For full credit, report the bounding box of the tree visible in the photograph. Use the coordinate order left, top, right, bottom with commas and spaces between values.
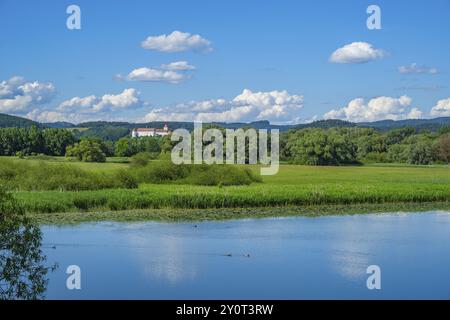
356, 129, 387, 160
386, 127, 416, 145
0, 127, 76, 156
438, 125, 450, 135
80, 137, 115, 157
408, 137, 437, 165
160, 136, 174, 154
42, 128, 76, 156
25, 126, 46, 155
101, 140, 116, 157
137, 136, 162, 153
286, 128, 358, 165
115, 136, 165, 157
437, 133, 450, 163
115, 137, 134, 157
1, 188, 56, 299
387, 144, 409, 163
66, 139, 106, 162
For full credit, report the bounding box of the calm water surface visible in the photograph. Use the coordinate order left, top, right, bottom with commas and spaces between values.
40, 211, 450, 299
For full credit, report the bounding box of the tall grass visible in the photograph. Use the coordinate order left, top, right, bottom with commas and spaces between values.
0, 159, 137, 191
0, 158, 260, 192
5, 159, 450, 215
131, 161, 261, 186
15, 179, 450, 214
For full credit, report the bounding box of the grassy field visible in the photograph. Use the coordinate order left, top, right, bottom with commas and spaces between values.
5, 157, 450, 222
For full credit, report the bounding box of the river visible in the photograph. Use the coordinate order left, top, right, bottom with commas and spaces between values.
6, 211, 450, 299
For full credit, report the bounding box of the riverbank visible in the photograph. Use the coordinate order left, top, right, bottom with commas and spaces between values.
30, 202, 450, 224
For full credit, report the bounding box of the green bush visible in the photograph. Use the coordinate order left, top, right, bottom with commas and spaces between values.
185, 164, 261, 186
132, 161, 190, 183
131, 161, 261, 186
114, 170, 139, 189
15, 151, 25, 159
130, 152, 158, 168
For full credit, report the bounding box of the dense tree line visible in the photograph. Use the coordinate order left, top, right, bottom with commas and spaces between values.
282, 126, 450, 165
1, 125, 450, 165
0, 127, 76, 156
115, 136, 171, 157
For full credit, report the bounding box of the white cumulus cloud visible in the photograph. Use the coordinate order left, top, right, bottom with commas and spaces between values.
126, 67, 189, 84
430, 98, 450, 117
120, 61, 196, 84
27, 88, 148, 123
324, 95, 422, 122
143, 89, 304, 124
141, 31, 212, 53
0, 76, 55, 113
329, 42, 385, 64
58, 88, 143, 114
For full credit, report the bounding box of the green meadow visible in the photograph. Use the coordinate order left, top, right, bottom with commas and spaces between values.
2, 157, 450, 223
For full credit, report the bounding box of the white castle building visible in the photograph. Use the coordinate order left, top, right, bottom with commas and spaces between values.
131, 124, 170, 138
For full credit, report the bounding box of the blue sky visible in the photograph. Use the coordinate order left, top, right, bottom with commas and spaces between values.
0, 0, 449, 124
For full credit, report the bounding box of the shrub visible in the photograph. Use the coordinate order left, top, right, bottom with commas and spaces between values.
15, 151, 25, 159
132, 161, 190, 184
114, 170, 139, 189
185, 164, 261, 186
130, 152, 158, 168
131, 161, 261, 186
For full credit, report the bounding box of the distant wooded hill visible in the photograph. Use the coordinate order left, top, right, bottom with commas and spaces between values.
2, 112, 450, 141
0, 113, 41, 128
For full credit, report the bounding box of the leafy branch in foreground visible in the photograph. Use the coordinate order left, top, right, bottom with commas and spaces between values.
0, 187, 56, 300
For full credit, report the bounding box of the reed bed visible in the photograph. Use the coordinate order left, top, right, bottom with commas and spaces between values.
4, 158, 450, 215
